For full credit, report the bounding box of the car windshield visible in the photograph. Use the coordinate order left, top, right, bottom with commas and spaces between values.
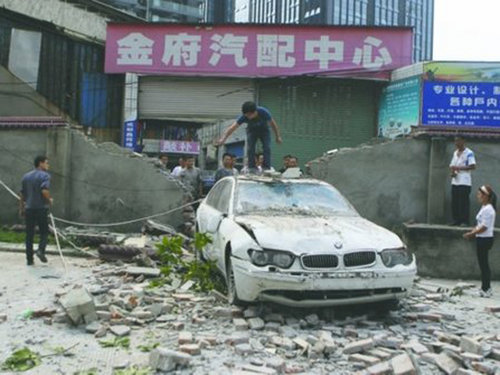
234, 181, 358, 216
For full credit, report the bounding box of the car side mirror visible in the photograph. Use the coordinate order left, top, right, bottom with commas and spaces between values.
206, 212, 227, 233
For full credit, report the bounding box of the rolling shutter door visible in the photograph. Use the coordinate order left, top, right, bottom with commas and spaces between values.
138, 76, 254, 122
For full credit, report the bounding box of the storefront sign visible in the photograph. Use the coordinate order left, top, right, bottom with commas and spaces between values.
424, 62, 500, 82
123, 120, 137, 150
378, 77, 420, 138
160, 140, 200, 154
105, 24, 412, 77
422, 81, 500, 127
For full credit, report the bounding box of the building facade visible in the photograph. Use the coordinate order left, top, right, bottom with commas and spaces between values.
100, 0, 204, 22
247, 0, 433, 61
203, 0, 235, 23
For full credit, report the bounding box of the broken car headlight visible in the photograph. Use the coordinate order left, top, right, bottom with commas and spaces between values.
380, 248, 413, 268
248, 250, 295, 269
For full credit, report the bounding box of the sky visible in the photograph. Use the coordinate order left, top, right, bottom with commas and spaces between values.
434, 0, 500, 61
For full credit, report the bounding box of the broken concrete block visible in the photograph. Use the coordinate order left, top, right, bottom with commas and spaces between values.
402, 341, 429, 355
378, 336, 404, 349
213, 307, 233, 318
349, 354, 380, 366
270, 336, 295, 351
456, 369, 482, 375
266, 357, 285, 372
243, 307, 259, 319
233, 318, 249, 331
179, 344, 201, 356
235, 343, 253, 356
435, 353, 461, 375
149, 348, 191, 372
178, 331, 193, 345
226, 332, 250, 346
343, 338, 374, 354
460, 336, 490, 356
110, 325, 131, 337
391, 353, 416, 375
125, 266, 160, 278
0, 313, 7, 323
460, 352, 484, 362
59, 288, 97, 325
471, 361, 497, 374
293, 337, 310, 351
248, 317, 265, 330
366, 361, 392, 375
94, 325, 108, 338
85, 321, 101, 334
240, 364, 277, 375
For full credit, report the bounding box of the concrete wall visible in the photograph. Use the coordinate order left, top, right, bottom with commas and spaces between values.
0, 129, 48, 223
308, 137, 500, 230
0, 128, 186, 231
308, 138, 431, 229
0, 0, 107, 41
0, 66, 65, 117
403, 224, 500, 281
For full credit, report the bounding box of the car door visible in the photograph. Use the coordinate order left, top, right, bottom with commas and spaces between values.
199, 179, 233, 265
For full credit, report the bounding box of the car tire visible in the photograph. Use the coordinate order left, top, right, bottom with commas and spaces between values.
226, 256, 245, 306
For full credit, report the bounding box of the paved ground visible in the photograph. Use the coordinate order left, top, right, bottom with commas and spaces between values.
0, 251, 499, 375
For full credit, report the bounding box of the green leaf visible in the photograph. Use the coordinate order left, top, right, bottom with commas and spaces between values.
2, 347, 41, 372
98, 337, 130, 349
137, 342, 160, 352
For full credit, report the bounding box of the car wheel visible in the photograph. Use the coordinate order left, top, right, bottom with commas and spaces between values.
226, 256, 245, 306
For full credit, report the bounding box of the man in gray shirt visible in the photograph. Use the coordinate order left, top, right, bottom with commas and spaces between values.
20, 156, 52, 265
180, 156, 203, 201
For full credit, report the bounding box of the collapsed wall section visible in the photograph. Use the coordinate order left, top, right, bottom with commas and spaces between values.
0, 127, 186, 231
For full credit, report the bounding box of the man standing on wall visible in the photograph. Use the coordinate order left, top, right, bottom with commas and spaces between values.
450, 136, 477, 226
19, 156, 52, 265
218, 101, 282, 173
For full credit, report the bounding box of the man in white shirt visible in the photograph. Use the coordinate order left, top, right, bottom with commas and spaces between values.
449, 136, 476, 226
171, 157, 185, 177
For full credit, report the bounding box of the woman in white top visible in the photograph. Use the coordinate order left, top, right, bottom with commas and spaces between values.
463, 185, 497, 297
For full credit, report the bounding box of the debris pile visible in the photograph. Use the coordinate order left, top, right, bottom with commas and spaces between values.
30, 262, 499, 374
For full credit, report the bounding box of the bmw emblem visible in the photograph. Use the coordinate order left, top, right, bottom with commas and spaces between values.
334, 241, 343, 249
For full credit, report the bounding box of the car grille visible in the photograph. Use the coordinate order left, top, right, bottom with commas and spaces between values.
343, 251, 376, 267
301, 254, 339, 269
264, 288, 405, 301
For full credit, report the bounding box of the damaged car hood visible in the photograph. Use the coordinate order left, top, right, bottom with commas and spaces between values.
234, 215, 403, 255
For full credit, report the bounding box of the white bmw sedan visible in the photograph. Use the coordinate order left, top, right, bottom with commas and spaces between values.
196, 175, 416, 307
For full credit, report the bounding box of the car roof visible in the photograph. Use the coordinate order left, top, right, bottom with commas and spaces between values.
233, 174, 329, 185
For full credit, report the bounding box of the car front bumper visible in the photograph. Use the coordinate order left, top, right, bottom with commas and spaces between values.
231, 256, 416, 307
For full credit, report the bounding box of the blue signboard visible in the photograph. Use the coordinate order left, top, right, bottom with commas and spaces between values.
123, 120, 138, 150
378, 77, 421, 138
422, 81, 500, 127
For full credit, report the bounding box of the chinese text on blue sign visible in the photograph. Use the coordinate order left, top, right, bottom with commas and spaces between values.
123, 121, 137, 150
422, 81, 500, 128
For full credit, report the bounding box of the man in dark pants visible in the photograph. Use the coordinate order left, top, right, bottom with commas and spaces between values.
20, 156, 52, 265
449, 136, 476, 226
218, 101, 282, 172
